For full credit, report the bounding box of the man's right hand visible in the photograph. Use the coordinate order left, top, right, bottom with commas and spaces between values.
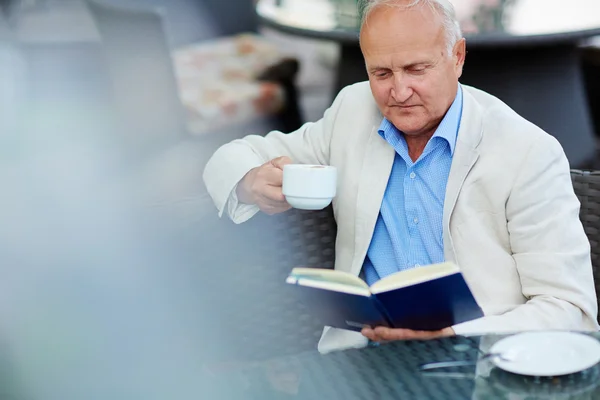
236, 156, 293, 215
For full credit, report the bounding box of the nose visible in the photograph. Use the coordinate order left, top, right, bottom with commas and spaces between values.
390, 73, 413, 103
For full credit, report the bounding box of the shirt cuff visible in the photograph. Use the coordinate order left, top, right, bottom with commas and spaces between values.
225, 183, 260, 224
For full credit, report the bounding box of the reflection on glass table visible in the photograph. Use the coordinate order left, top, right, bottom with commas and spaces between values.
202, 333, 600, 400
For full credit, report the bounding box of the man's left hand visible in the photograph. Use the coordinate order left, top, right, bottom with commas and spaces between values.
361, 326, 455, 342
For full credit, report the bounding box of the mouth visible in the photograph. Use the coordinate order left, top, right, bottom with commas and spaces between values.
390, 105, 419, 109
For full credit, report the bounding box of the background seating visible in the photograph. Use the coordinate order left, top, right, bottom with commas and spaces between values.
582, 45, 600, 143
86, 0, 302, 159
84, 0, 304, 225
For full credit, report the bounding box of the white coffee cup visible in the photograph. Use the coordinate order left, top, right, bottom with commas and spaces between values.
282, 164, 337, 210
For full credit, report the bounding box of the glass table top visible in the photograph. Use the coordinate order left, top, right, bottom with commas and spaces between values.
202, 333, 600, 400
257, 0, 600, 45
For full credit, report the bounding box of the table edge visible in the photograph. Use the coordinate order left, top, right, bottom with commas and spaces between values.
258, 14, 600, 48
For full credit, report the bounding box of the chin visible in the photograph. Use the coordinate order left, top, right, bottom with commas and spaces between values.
388, 119, 426, 136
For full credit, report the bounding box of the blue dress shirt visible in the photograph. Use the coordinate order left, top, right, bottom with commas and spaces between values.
363, 87, 464, 285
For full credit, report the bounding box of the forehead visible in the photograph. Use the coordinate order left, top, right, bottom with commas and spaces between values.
360, 4, 446, 62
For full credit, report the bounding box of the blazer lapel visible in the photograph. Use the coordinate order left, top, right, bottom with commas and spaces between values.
351, 127, 396, 276
443, 86, 484, 262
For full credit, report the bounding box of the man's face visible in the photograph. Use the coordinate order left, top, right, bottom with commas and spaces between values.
360, 4, 466, 138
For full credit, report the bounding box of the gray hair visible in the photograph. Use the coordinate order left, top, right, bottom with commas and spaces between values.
360, 0, 463, 55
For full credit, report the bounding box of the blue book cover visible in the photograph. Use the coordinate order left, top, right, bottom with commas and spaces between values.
286, 262, 483, 332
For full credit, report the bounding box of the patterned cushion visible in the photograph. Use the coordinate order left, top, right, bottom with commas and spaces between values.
172, 33, 287, 136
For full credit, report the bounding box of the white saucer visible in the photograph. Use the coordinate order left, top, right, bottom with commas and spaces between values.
489, 332, 600, 376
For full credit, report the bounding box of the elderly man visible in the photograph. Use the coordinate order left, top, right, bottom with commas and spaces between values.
203, 0, 599, 353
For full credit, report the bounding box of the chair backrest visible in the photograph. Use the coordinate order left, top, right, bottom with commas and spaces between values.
571, 170, 600, 323
86, 0, 186, 152
582, 46, 600, 137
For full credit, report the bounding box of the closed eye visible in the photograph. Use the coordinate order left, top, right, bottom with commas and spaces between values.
371, 70, 391, 79
407, 66, 429, 74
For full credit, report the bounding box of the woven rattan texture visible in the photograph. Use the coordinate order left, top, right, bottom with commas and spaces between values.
203, 334, 600, 399
571, 170, 600, 323
204, 336, 479, 399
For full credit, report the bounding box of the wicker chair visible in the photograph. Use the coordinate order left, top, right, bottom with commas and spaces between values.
193, 171, 600, 362
571, 170, 600, 323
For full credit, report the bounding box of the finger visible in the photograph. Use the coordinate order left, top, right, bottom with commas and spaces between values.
262, 185, 287, 203
442, 327, 455, 337
413, 329, 450, 339
365, 327, 393, 343
374, 327, 450, 341
361, 327, 376, 340
270, 156, 293, 170
262, 202, 292, 216
263, 165, 284, 187
261, 193, 292, 214
373, 327, 413, 341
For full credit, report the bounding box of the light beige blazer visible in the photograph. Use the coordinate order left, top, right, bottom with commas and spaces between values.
203, 83, 599, 353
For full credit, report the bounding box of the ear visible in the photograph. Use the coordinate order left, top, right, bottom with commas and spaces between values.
453, 38, 467, 79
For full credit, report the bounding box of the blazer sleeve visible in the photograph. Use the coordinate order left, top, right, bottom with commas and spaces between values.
453, 135, 599, 334
202, 87, 349, 223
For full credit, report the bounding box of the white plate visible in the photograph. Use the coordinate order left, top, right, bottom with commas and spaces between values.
490, 332, 600, 376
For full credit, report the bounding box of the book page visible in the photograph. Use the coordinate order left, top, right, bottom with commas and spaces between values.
288, 268, 369, 289
287, 277, 372, 296
369, 262, 460, 294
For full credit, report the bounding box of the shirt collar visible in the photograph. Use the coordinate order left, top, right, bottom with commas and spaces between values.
378, 85, 463, 156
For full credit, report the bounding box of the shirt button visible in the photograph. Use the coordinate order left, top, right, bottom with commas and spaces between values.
409, 172, 416, 179
413, 217, 419, 224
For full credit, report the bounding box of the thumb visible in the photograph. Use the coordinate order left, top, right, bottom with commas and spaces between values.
270, 156, 293, 170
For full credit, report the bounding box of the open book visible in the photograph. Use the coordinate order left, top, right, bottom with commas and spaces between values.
286, 262, 483, 332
